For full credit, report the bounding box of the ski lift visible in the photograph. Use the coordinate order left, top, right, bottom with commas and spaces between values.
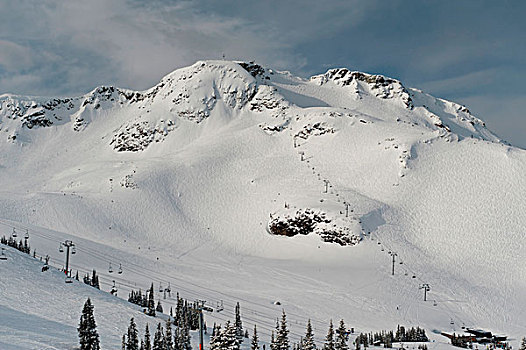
399, 261, 403, 265
216, 300, 224, 312
108, 262, 113, 273
59, 244, 64, 253
165, 282, 171, 293
159, 282, 163, 293
24, 229, 29, 240
118, 263, 122, 274
381, 248, 384, 251
412, 275, 416, 279
433, 300, 438, 306
0, 248, 7, 260
110, 280, 118, 295
404, 272, 408, 276
12, 228, 17, 238
450, 319, 455, 326
71, 246, 76, 255
65, 274, 73, 284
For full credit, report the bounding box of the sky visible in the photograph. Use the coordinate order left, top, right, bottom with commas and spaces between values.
0, 0, 525, 148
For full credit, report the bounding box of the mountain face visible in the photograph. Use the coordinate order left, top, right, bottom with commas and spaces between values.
1, 60, 525, 345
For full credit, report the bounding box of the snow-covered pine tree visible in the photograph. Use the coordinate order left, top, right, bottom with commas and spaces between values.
335, 320, 348, 350
177, 315, 191, 350
277, 310, 290, 350
78, 298, 100, 350
157, 300, 163, 314
235, 302, 243, 340
175, 293, 183, 326
153, 323, 164, 350
323, 320, 335, 350
148, 283, 156, 316
127, 318, 140, 350
165, 319, 174, 350
210, 324, 222, 350
271, 330, 277, 350
222, 321, 241, 350
520, 338, 526, 350
303, 320, 316, 350
251, 325, 260, 350
91, 270, 100, 289
144, 324, 152, 350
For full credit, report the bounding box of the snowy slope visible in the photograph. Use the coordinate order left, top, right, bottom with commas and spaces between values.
0, 60, 525, 348
0, 245, 181, 349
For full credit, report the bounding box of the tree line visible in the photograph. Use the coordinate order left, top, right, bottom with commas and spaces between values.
78, 296, 434, 350
1, 235, 31, 255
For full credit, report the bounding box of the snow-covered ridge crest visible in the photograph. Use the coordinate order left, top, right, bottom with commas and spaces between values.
0, 60, 502, 149
310, 68, 414, 108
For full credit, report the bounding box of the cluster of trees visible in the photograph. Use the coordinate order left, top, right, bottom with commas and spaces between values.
167, 293, 201, 330
128, 284, 157, 316
394, 326, 428, 342
1, 235, 31, 254
79, 296, 436, 350
355, 326, 428, 349
209, 302, 246, 350
122, 318, 191, 350
83, 270, 100, 289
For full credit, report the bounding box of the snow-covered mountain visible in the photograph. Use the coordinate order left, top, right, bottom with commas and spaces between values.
1, 60, 525, 349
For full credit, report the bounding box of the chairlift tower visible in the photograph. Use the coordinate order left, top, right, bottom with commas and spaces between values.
59, 240, 75, 279
193, 300, 207, 350
419, 283, 430, 301
389, 251, 398, 275
323, 180, 329, 193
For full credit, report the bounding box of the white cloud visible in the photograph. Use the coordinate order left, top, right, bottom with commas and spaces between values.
0, 0, 376, 95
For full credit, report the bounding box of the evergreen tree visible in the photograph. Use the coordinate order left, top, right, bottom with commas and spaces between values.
210, 324, 222, 350
165, 319, 174, 350
179, 317, 191, 350
271, 330, 278, 350
156, 300, 163, 314
175, 293, 183, 326
144, 324, 152, 350
127, 318, 140, 350
122, 335, 127, 350
277, 310, 290, 350
78, 298, 100, 350
222, 321, 241, 350
323, 320, 335, 350
153, 323, 164, 350
520, 338, 526, 350
303, 320, 316, 350
235, 302, 243, 340
251, 325, 260, 350
335, 320, 348, 350
91, 270, 100, 289
147, 283, 156, 316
